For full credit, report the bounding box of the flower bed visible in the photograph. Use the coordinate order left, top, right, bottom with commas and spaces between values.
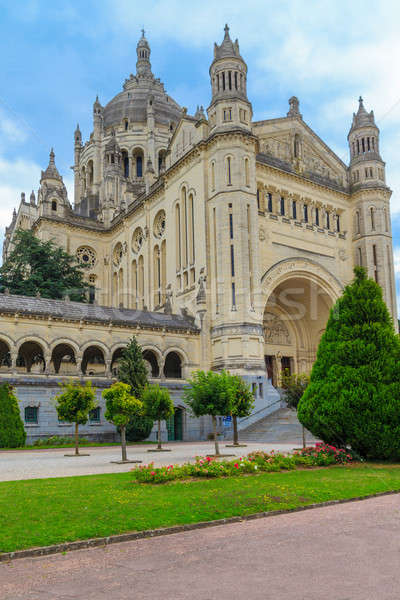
131, 444, 356, 484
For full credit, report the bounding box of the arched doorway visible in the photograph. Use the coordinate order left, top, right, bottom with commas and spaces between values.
51, 344, 76, 375
0, 340, 11, 372
142, 350, 160, 378
261, 261, 341, 386
82, 346, 106, 376
167, 406, 184, 441
111, 347, 125, 377
164, 351, 182, 379
17, 341, 46, 374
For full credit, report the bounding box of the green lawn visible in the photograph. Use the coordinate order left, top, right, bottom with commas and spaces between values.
1, 464, 400, 553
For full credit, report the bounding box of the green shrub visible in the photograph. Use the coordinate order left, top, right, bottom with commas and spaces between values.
0, 384, 26, 448
298, 267, 400, 460
125, 414, 154, 442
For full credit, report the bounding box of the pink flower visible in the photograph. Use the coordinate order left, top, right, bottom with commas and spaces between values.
150, 471, 155, 476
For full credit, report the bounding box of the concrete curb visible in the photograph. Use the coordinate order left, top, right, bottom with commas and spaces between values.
1, 488, 399, 562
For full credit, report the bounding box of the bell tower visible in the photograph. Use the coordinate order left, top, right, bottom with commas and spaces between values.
348, 97, 397, 327
207, 24, 252, 131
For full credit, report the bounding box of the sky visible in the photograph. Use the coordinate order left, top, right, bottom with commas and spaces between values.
1, 0, 400, 305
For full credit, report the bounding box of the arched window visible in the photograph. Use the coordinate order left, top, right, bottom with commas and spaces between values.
158, 149, 167, 174
138, 255, 144, 309
358, 247, 362, 266
370, 207, 375, 231
188, 193, 195, 264
132, 260, 137, 308
121, 151, 129, 178
0, 339, 11, 371
181, 187, 188, 268
211, 162, 216, 191
81, 346, 105, 376
51, 344, 76, 375
17, 341, 46, 374
51, 200, 57, 212
175, 203, 181, 272
133, 149, 144, 178
118, 268, 124, 307
356, 210, 360, 234
244, 158, 250, 186
226, 157, 232, 185
153, 245, 161, 306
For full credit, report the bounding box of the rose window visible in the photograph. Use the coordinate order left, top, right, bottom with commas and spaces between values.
132, 227, 144, 253
113, 242, 123, 266
153, 210, 166, 238
76, 246, 96, 268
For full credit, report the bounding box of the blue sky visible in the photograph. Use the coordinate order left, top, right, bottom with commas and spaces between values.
1, 0, 400, 305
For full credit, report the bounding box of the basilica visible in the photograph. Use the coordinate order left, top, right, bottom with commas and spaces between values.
1, 26, 397, 442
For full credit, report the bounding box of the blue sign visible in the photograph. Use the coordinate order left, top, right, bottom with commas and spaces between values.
223, 416, 232, 426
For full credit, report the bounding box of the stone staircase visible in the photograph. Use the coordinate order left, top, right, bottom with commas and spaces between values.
239, 406, 318, 445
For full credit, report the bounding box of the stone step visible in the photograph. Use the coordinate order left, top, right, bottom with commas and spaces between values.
239, 407, 318, 444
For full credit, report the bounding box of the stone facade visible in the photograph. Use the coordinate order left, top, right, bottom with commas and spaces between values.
1, 26, 397, 441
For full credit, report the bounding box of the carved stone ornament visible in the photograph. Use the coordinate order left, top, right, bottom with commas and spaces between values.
113, 242, 123, 266
263, 312, 291, 345
76, 246, 97, 268
259, 227, 266, 241
153, 209, 166, 238
132, 227, 144, 253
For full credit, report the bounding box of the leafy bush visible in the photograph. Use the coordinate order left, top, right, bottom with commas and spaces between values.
131, 445, 355, 484
125, 414, 154, 442
298, 268, 400, 460
0, 384, 26, 448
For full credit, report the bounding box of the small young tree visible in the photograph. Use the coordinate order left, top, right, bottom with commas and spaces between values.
184, 370, 233, 456
229, 375, 254, 447
103, 382, 144, 462
0, 384, 26, 448
55, 381, 96, 455
117, 337, 149, 399
142, 384, 174, 450
298, 267, 400, 460
280, 370, 310, 448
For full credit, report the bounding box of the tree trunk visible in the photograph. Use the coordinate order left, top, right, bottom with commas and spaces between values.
158, 419, 162, 450
212, 415, 220, 456
74, 422, 79, 456
302, 424, 306, 449
233, 415, 239, 446
121, 425, 127, 462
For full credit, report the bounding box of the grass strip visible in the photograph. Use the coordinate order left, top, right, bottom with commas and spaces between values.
1, 463, 400, 553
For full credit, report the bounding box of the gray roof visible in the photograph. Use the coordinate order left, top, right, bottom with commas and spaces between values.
103, 80, 182, 129
0, 293, 198, 332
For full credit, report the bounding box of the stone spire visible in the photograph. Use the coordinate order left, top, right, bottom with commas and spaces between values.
213, 24, 242, 60
41, 148, 62, 182
30, 190, 36, 205
349, 96, 376, 133
136, 29, 153, 79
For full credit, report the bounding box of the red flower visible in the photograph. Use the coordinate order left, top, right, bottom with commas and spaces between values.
234, 463, 239, 468
150, 471, 155, 476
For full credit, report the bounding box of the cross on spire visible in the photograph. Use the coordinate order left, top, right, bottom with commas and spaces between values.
224, 23, 230, 37
141, 28, 145, 37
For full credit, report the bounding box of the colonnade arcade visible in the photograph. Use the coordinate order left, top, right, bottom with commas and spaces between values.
261, 259, 342, 385
0, 337, 184, 380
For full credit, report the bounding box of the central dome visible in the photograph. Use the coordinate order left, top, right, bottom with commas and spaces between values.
103, 31, 182, 129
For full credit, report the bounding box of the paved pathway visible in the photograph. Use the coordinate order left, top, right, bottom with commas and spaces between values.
2, 494, 400, 599
0, 442, 297, 481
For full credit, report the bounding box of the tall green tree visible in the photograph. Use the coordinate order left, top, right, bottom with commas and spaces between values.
0, 229, 90, 301
117, 337, 149, 399
54, 381, 96, 455
184, 370, 233, 456
103, 382, 144, 462
229, 375, 254, 446
142, 384, 174, 450
280, 370, 310, 448
0, 384, 26, 448
298, 267, 400, 460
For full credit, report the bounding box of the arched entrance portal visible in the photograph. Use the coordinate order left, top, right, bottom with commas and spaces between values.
261, 260, 342, 386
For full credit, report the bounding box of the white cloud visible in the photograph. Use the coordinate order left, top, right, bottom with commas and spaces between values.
0, 157, 41, 233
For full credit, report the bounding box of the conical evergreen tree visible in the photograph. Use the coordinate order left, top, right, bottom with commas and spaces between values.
0, 384, 26, 448
117, 337, 149, 399
298, 267, 400, 460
